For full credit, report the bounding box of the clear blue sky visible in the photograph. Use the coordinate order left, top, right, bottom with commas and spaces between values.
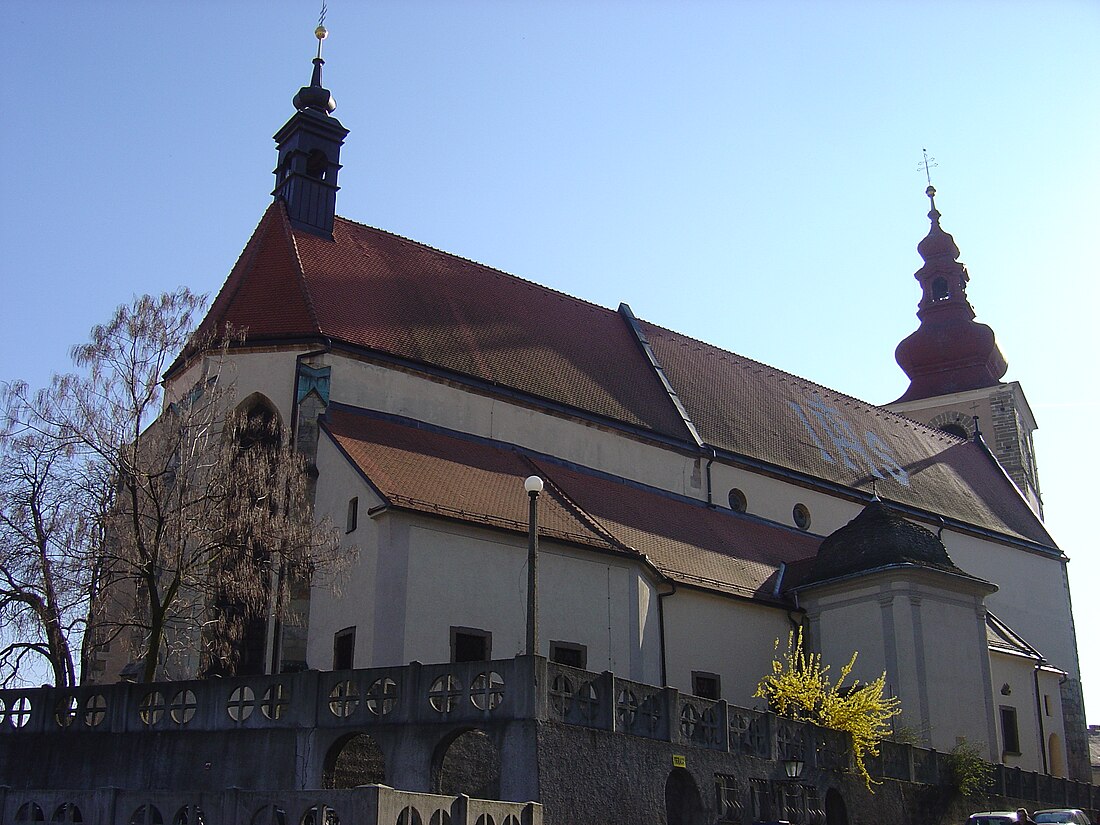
2, 2, 1097, 720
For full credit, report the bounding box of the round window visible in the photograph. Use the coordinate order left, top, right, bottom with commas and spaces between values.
728, 488, 747, 513
793, 503, 811, 531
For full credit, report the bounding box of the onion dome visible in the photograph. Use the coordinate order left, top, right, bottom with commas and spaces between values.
916, 186, 961, 262
893, 187, 1008, 403
803, 500, 963, 585
292, 26, 337, 114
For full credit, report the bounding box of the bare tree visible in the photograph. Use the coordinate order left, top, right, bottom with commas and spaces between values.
0, 383, 105, 688
3, 289, 345, 685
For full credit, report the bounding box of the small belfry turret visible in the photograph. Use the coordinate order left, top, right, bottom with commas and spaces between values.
887, 185, 1042, 516
272, 25, 349, 238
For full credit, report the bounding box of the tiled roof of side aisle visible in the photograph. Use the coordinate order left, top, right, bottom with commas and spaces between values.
191, 203, 1056, 551
323, 407, 822, 601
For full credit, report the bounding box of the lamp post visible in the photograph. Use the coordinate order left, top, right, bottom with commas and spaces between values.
524, 475, 543, 657
781, 756, 805, 823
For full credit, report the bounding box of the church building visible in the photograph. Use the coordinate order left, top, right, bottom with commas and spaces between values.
84, 29, 1091, 787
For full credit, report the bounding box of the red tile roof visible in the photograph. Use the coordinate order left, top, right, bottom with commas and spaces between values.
324, 407, 820, 600
194, 203, 1056, 551
639, 321, 1053, 546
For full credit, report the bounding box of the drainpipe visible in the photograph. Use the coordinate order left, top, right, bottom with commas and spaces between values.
1033, 657, 1048, 774
657, 579, 677, 687
705, 446, 716, 508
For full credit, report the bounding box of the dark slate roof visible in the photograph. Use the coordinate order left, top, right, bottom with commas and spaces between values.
798, 499, 977, 587
191, 203, 1057, 551
323, 406, 821, 601
986, 612, 1039, 659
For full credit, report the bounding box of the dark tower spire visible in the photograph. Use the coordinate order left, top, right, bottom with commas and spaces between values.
892, 186, 1008, 403
272, 24, 349, 239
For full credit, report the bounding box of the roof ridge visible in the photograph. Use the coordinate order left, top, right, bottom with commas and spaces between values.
525, 456, 637, 555
331, 214, 622, 319
279, 203, 323, 334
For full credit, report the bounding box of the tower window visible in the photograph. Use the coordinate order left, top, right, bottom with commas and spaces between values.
306, 149, 328, 180
940, 423, 968, 440
931, 277, 950, 301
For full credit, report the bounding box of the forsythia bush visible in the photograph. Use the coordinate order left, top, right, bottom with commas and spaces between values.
755, 628, 901, 790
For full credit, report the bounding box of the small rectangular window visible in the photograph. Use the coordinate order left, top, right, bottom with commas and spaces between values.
1000, 705, 1020, 754
346, 497, 359, 533
692, 671, 721, 700
451, 627, 491, 662
333, 626, 356, 671
1043, 694, 1052, 717
549, 641, 587, 669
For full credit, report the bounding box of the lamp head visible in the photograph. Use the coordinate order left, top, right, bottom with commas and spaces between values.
524, 475, 544, 495
783, 757, 804, 779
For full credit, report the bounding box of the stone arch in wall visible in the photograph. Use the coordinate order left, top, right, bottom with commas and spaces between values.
825, 788, 848, 825
1048, 731, 1066, 777
431, 727, 501, 800
927, 410, 976, 440
323, 731, 387, 789
664, 768, 705, 825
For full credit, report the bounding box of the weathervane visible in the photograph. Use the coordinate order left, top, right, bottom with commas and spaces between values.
316, 1, 329, 58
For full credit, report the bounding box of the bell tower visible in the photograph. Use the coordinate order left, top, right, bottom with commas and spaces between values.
272, 25, 349, 239
887, 186, 1042, 516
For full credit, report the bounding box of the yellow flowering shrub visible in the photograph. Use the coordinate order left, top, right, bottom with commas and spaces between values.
755, 628, 901, 790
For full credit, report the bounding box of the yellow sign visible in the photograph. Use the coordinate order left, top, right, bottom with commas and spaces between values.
672, 755, 687, 768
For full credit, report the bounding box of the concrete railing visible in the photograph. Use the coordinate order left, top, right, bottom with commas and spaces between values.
0, 657, 540, 736
1, 656, 1093, 813
0, 784, 542, 825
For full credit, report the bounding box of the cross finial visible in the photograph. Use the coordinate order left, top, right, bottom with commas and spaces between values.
918, 148, 938, 187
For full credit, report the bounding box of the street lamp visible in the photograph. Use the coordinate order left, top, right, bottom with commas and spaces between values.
524, 475, 543, 657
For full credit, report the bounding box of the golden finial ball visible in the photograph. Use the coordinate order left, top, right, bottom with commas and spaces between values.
315, 25, 329, 40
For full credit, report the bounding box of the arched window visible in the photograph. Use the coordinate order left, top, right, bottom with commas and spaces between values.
200, 396, 283, 678
931, 277, 950, 301
306, 149, 328, 180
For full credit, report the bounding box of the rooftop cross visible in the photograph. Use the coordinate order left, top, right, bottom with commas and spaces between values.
918, 148, 938, 187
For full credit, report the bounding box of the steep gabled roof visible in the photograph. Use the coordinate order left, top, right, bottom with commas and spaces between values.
323, 406, 821, 601
641, 323, 1054, 546
192, 203, 1056, 551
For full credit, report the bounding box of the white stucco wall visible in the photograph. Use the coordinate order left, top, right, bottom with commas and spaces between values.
801, 571, 997, 757
661, 588, 792, 707
989, 652, 1068, 775
944, 530, 1078, 678
164, 348, 305, 426
309, 428, 662, 680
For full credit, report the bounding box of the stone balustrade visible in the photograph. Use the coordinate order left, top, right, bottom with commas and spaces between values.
0, 655, 1094, 816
